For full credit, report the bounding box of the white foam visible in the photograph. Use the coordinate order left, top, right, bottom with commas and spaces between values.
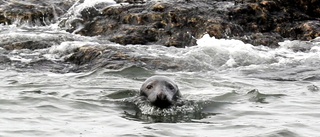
68, 0, 117, 16
184, 34, 276, 69
44, 41, 100, 60
276, 40, 320, 66
9, 55, 32, 63
166, 34, 320, 71
62, 0, 119, 33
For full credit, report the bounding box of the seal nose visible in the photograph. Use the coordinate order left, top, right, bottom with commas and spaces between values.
157, 92, 167, 100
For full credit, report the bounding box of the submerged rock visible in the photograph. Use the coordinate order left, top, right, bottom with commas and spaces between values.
65, 45, 198, 72
0, 55, 10, 63
4, 41, 52, 50
66, 46, 103, 66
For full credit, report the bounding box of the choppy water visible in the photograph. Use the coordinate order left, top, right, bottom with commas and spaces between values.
1, 0, 320, 137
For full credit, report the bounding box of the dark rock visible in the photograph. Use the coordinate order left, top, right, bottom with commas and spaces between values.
66, 46, 103, 65
60, 1, 211, 47
115, 0, 146, 4
1, 0, 318, 48
0, 0, 75, 25
4, 41, 52, 50
234, 0, 244, 5
66, 45, 176, 72
59, 0, 319, 48
109, 27, 158, 45
65, 46, 130, 71
238, 33, 284, 48
228, 0, 320, 45
0, 55, 11, 63
298, 21, 320, 40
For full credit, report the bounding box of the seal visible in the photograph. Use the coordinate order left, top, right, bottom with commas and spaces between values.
140, 76, 181, 108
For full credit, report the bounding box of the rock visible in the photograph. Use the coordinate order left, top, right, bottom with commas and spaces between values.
66, 46, 103, 65
115, 0, 146, 4
228, 0, 320, 46
279, 0, 320, 17
299, 21, 320, 40
65, 46, 130, 71
238, 33, 283, 48
109, 27, 158, 45
4, 41, 52, 50
0, 55, 10, 63
1, 0, 319, 48
60, 1, 211, 47
59, 0, 319, 48
0, 0, 76, 25
64, 45, 197, 72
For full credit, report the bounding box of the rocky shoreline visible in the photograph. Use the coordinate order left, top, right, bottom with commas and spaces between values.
1, 0, 319, 48
0, 0, 319, 72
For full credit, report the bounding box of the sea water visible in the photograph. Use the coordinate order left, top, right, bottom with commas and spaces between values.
0, 0, 320, 137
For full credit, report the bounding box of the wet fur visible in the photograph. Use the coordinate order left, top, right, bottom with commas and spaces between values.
140, 76, 181, 108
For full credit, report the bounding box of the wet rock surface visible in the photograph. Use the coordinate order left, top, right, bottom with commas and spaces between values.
228, 0, 320, 46
0, 55, 10, 63
65, 45, 185, 72
0, 0, 319, 72
1, 0, 319, 47
0, 0, 76, 25
58, 0, 320, 47
4, 40, 52, 50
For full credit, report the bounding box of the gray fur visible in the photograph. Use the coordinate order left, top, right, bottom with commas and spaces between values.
140, 76, 181, 108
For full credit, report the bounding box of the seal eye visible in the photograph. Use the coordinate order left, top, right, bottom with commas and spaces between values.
168, 84, 175, 91
146, 85, 153, 90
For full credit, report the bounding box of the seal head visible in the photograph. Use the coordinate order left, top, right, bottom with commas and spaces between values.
140, 76, 181, 108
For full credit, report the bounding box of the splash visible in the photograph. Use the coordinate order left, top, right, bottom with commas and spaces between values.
121, 96, 220, 123
61, 0, 118, 32
183, 34, 277, 69
178, 34, 320, 70
68, 0, 117, 15
46, 41, 100, 60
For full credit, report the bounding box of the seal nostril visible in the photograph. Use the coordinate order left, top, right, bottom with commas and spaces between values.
153, 94, 172, 109
157, 93, 167, 100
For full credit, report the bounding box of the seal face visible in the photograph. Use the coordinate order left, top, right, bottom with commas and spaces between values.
140, 76, 181, 108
